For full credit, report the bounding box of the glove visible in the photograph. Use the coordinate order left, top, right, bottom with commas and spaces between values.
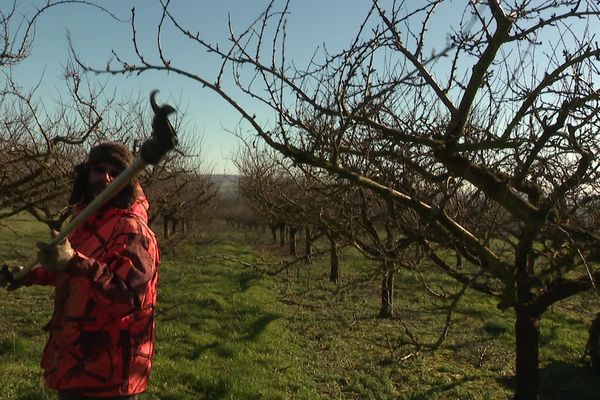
0, 264, 23, 291
36, 231, 74, 273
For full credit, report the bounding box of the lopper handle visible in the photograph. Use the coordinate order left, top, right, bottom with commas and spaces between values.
12, 156, 147, 281
12, 90, 176, 281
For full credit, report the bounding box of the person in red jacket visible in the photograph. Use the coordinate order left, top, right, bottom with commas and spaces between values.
2, 142, 159, 400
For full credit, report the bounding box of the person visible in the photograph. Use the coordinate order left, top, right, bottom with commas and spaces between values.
1, 142, 159, 400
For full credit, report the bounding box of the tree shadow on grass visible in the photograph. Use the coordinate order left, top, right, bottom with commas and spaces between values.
237, 270, 262, 291
155, 374, 233, 400
156, 298, 224, 322
241, 313, 281, 341
184, 313, 281, 359
539, 361, 600, 400
190, 376, 232, 400
497, 361, 600, 400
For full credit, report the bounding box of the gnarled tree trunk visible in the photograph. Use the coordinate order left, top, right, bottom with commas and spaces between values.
378, 264, 395, 319
279, 224, 286, 247
329, 234, 339, 283
289, 226, 297, 256
304, 227, 313, 264
514, 307, 540, 400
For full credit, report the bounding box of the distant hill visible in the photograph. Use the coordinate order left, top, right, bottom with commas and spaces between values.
211, 174, 240, 198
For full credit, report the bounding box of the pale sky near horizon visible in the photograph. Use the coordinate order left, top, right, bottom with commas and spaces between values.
6, 1, 599, 174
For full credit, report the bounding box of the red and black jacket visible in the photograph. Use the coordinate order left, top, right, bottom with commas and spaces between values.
24, 190, 159, 397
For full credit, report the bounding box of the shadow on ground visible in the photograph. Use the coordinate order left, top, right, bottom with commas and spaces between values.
497, 360, 600, 400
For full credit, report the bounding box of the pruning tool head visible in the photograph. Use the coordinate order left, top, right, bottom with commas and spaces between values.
140, 90, 178, 165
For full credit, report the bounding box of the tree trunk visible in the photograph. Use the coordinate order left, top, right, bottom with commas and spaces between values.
163, 216, 170, 239
304, 227, 313, 264
514, 308, 540, 400
378, 268, 395, 318
279, 225, 286, 247
588, 313, 600, 371
289, 227, 297, 256
270, 225, 277, 244
513, 230, 540, 400
329, 235, 339, 283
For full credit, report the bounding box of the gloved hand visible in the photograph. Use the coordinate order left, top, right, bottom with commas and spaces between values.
0, 264, 23, 291
36, 231, 74, 273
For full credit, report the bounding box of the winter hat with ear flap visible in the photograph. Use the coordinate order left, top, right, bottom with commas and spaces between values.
69, 142, 137, 207
87, 142, 134, 171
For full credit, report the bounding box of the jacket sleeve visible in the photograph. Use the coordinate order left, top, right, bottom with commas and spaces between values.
64, 218, 158, 310
18, 266, 57, 287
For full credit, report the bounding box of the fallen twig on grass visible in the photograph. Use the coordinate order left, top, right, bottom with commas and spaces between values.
476, 343, 494, 368
267, 249, 329, 276
197, 248, 330, 276
399, 351, 420, 361
195, 255, 268, 273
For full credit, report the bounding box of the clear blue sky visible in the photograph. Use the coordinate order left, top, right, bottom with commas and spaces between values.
11, 1, 391, 174
8, 1, 597, 173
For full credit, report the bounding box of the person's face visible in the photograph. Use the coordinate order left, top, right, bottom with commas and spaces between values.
88, 162, 123, 198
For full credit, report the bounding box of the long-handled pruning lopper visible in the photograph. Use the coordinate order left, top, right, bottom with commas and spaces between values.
4, 90, 177, 282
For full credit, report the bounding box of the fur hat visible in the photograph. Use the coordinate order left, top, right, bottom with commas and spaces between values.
69, 142, 137, 208
87, 142, 134, 170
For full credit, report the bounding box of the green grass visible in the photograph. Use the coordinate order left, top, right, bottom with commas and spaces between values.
0, 215, 48, 263
0, 217, 599, 399
147, 238, 316, 400
0, 218, 318, 399
255, 237, 599, 399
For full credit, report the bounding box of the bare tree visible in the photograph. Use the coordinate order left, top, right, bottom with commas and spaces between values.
236, 145, 310, 252
0, 1, 121, 68
145, 168, 217, 238
75, 1, 600, 398
236, 144, 347, 277
0, 1, 128, 228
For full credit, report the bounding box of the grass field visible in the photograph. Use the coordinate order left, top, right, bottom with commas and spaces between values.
0, 216, 599, 399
